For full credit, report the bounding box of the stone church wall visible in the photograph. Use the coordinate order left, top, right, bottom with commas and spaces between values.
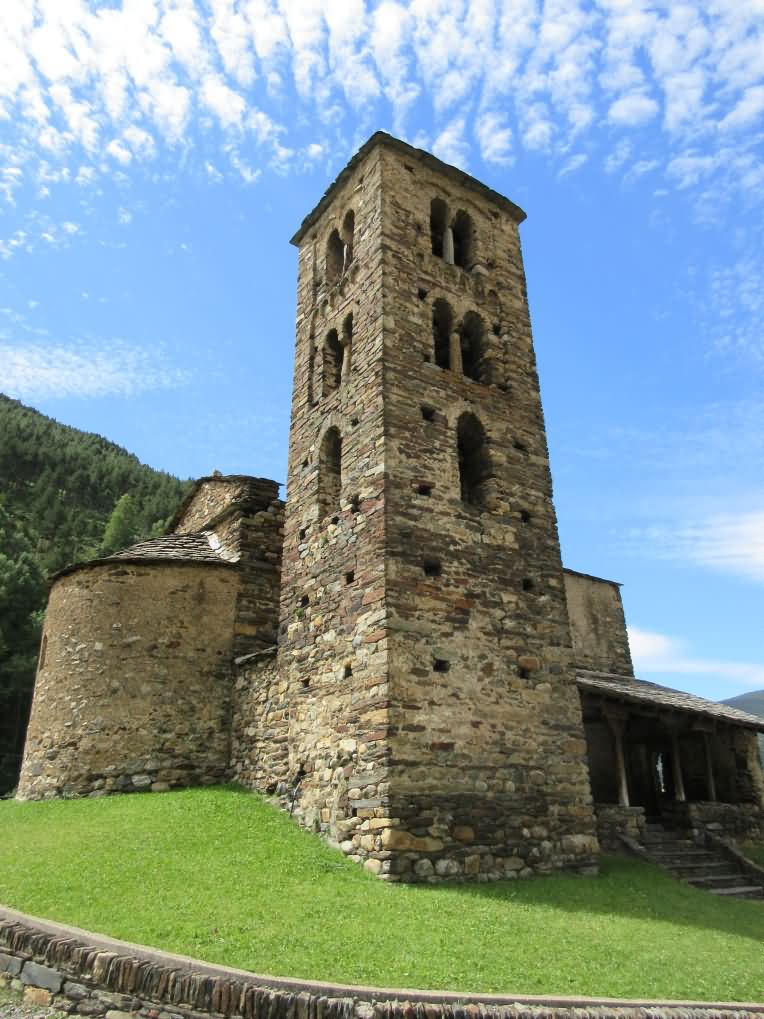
563, 570, 633, 677
17, 561, 238, 800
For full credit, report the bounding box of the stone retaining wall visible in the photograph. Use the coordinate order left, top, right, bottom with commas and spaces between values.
1, 908, 761, 1019
594, 805, 646, 852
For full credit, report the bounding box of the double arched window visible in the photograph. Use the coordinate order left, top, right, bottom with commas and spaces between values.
325, 210, 355, 285
430, 199, 474, 270
431, 300, 487, 382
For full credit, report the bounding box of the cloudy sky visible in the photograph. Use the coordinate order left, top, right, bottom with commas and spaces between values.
1, 0, 763, 702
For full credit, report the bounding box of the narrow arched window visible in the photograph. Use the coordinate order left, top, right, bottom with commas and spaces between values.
319, 427, 342, 516
460, 312, 486, 382
323, 329, 343, 394
452, 210, 473, 270
326, 229, 344, 284
457, 413, 491, 508
432, 299, 452, 369
430, 198, 448, 258
341, 313, 353, 377
342, 210, 355, 269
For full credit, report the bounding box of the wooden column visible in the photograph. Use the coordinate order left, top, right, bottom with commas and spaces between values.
605, 709, 630, 807
670, 729, 686, 802
702, 730, 717, 802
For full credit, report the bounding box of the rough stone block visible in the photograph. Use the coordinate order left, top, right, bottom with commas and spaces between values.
0, 953, 22, 977
21, 961, 63, 993
23, 986, 53, 1006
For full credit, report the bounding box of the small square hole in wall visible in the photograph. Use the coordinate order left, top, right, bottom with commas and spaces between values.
522, 578, 534, 592
422, 353, 431, 363
514, 439, 528, 453
302, 458, 309, 469
421, 405, 435, 422
518, 667, 530, 680
350, 494, 361, 512
302, 677, 310, 688
345, 570, 355, 584
351, 416, 359, 426
423, 557, 442, 577
417, 483, 433, 496
343, 663, 353, 678
299, 527, 307, 540
331, 515, 340, 525
417, 287, 428, 300
492, 322, 501, 336
433, 658, 450, 673
300, 594, 310, 607
520, 509, 532, 523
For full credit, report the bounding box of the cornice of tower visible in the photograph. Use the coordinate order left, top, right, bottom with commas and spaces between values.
290, 131, 527, 247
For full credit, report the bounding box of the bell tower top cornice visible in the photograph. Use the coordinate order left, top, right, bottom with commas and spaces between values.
289, 131, 527, 247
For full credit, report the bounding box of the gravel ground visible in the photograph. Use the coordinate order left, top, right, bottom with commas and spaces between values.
0, 988, 67, 1019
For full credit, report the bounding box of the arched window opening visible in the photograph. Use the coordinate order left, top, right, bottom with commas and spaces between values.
452, 210, 473, 270
323, 329, 343, 395
460, 312, 487, 382
457, 413, 491, 508
319, 427, 342, 517
341, 313, 353, 378
326, 229, 344, 285
430, 198, 448, 258
341, 210, 355, 270
432, 299, 452, 369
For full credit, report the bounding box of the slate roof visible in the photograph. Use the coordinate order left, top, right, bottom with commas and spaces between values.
577, 670, 764, 732
108, 532, 227, 563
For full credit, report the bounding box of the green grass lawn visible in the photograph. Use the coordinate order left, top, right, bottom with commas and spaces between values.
1, 787, 763, 1003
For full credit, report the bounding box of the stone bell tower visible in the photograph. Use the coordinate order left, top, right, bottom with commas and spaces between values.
280, 132, 599, 880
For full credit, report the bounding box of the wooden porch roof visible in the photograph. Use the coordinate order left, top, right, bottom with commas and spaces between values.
577, 670, 764, 732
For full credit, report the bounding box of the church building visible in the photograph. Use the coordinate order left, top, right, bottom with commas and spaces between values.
18, 133, 764, 882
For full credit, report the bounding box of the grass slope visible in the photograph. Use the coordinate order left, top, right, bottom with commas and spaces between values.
1, 787, 763, 1003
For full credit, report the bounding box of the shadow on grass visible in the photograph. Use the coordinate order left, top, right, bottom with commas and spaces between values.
426, 852, 764, 945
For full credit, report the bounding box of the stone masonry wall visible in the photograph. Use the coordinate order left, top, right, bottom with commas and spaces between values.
595, 805, 646, 851
374, 141, 599, 880
229, 651, 289, 794
3, 910, 758, 1019
17, 562, 238, 800
563, 571, 633, 678
273, 144, 392, 858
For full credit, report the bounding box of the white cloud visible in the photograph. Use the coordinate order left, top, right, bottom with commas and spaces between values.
628, 512, 764, 586
0, 0, 762, 205
720, 85, 764, 132
558, 152, 588, 178
475, 111, 513, 166
0, 338, 191, 398
432, 116, 469, 170
608, 92, 659, 127
106, 138, 132, 165
201, 74, 247, 129
629, 626, 764, 690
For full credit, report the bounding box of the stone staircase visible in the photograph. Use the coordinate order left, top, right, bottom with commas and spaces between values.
642, 820, 764, 900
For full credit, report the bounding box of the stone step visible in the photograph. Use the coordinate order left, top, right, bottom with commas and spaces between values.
671, 860, 736, 877
686, 873, 752, 890
709, 884, 764, 899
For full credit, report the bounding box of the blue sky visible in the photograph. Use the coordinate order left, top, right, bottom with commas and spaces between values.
1, 0, 763, 702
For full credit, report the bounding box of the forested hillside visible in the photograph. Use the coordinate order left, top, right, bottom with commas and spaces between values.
0, 394, 192, 795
